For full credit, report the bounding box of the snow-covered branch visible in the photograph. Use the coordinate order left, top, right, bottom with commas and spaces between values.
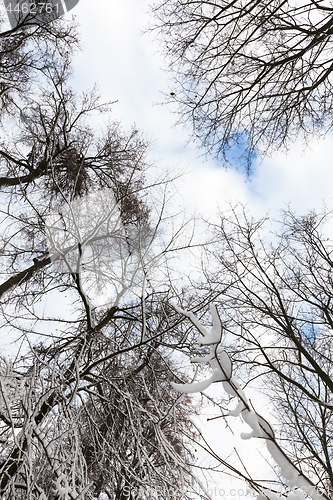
172, 304, 328, 500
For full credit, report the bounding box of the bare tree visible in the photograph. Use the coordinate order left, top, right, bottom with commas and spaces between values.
73, 351, 198, 500
0, 56, 205, 499
170, 206, 333, 499
0, 6, 213, 498
0, 143, 202, 499
150, 0, 333, 169
0, 6, 78, 115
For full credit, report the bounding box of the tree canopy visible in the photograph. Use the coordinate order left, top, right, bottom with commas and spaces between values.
170, 206, 333, 500
2, 3, 333, 500
0, 9, 204, 499
151, 0, 333, 170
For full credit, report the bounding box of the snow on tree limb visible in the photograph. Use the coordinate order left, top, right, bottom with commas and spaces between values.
172, 303, 327, 500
